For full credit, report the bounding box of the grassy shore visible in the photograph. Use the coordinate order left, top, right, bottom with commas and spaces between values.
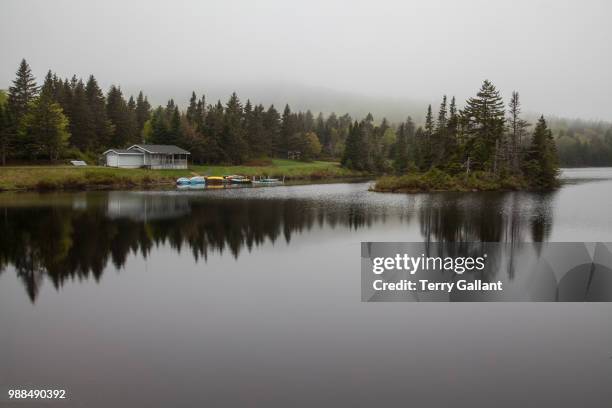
372, 169, 529, 193
0, 159, 367, 191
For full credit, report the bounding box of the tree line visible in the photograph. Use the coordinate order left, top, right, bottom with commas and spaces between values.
342, 80, 559, 189
0, 59, 354, 165
1, 59, 561, 187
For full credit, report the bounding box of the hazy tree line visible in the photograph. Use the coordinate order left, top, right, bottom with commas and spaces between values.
343, 80, 559, 188
554, 121, 612, 167
0, 59, 353, 165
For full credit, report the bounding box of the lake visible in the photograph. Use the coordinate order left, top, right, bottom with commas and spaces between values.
1, 168, 612, 407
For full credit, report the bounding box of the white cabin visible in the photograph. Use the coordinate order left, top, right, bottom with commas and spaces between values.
102, 144, 190, 169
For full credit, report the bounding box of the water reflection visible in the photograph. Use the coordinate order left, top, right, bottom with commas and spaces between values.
0, 185, 556, 301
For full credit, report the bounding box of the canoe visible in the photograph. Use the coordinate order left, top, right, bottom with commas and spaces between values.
176, 177, 191, 185
252, 177, 283, 185
189, 176, 206, 184
205, 176, 225, 185
229, 177, 251, 184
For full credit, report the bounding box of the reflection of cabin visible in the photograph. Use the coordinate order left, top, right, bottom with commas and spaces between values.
102, 144, 190, 169
106, 192, 190, 221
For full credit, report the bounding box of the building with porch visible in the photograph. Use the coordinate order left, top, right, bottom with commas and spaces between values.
102, 144, 190, 169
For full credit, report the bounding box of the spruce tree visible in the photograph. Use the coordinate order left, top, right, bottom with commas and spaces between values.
263, 105, 280, 157
135, 91, 151, 135
106, 86, 133, 147
223, 92, 248, 163
85, 75, 112, 150
462, 80, 506, 171
8, 59, 39, 122
523, 115, 559, 189
421, 104, 434, 170
280, 104, 295, 157
67, 78, 93, 151
507, 91, 530, 173
393, 122, 409, 174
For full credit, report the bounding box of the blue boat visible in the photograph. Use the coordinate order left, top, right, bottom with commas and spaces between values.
176, 177, 190, 185
189, 176, 206, 184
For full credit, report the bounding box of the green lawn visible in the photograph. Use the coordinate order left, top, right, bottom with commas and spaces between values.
0, 160, 366, 191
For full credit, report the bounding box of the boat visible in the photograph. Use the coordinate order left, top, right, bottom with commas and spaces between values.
205, 176, 225, 185
252, 176, 284, 185
227, 175, 251, 184
189, 176, 206, 184
176, 177, 191, 185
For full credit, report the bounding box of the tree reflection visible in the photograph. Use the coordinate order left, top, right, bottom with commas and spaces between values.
0, 189, 555, 302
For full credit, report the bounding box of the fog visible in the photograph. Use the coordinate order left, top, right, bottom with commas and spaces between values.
1, 0, 611, 121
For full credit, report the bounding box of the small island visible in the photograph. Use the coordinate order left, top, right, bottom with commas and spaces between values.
341, 80, 560, 193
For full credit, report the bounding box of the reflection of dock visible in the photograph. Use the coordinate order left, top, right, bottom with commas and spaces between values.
106, 192, 191, 221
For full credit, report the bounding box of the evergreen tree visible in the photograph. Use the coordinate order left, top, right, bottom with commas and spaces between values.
393, 122, 409, 173
263, 105, 280, 157
126, 95, 139, 144
421, 104, 434, 169
8, 59, 39, 122
186, 91, 198, 124
106, 85, 132, 147
507, 91, 530, 173
462, 79, 506, 171
67, 78, 93, 151
85, 75, 112, 150
279, 104, 295, 156
523, 115, 559, 189
135, 91, 151, 135
203, 101, 226, 162
149, 106, 169, 144
223, 93, 248, 163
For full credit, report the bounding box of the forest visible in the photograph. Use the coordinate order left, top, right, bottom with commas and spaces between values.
1, 58, 609, 190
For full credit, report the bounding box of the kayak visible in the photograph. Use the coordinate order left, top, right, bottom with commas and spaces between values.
206, 176, 225, 185
189, 176, 206, 184
176, 177, 191, 185
229, 177, 251, 184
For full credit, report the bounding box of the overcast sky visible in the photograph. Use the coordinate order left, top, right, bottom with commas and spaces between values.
1, 0, 610, 120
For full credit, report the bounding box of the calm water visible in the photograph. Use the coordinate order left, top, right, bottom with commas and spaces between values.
1, 168, 612, 407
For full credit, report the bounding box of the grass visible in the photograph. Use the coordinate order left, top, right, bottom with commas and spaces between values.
372, 169, 528, 193
0, 159, 368, 191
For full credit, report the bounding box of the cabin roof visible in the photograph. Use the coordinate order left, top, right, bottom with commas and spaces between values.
102, 149, 143, 155
128, 144, 191, 154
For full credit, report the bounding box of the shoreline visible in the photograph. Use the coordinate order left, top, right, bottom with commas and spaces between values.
0, 160, 370, 192
371, 169, 560, 193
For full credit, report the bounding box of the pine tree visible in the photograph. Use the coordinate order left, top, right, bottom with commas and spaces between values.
507, 91, 530, 173
421, 104, 434, 169
67, 78, 93, 151
8, 59, 39, 122
106, 85, 132, 147
462, 80, 506, 171
393, 122, 409, 174
523, 115, 559, 189
85, 75, 112, 150
127, 95, 139, 144
135, 91, 151, 135
263, 105, 280, 157
203, 101, 226, 162
433, 95, 447, 167
223, 92, 248, 163
186, 91, 198, 125
279, 104, 295, 157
